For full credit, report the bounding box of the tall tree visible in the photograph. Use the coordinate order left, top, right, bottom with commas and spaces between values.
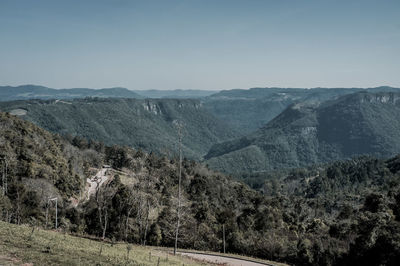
173, 120, 184, 255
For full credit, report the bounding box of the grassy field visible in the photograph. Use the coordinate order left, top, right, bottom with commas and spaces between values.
0, 221, 211, 266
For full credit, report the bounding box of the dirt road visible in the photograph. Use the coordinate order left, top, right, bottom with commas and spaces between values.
86, 168, 109, 200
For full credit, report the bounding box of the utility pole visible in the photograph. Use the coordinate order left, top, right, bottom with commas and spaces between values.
223, 224, 226, 254
173, 120, 184, 256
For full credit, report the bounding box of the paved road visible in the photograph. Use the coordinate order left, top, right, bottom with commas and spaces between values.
177, 252, 278, 266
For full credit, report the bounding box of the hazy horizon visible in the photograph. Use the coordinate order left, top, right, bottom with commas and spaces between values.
1, 84, 399, 92
1, 0, 399, 90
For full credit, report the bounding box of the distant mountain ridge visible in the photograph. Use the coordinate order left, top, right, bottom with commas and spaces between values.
205, 91, 400, 174
132, 89, 218, 98
0, 85, 220, 101
0, 84, 143, 101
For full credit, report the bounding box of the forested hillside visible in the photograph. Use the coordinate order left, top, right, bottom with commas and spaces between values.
0, 98, 237, 159
203, 86, 400, 134
3, 85, 400, 138
206, 92, 400, 175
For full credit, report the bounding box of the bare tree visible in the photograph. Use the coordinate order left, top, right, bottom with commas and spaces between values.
96, 182, 117, 240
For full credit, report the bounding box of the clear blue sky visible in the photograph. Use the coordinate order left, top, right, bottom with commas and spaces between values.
0, 0, 399, 90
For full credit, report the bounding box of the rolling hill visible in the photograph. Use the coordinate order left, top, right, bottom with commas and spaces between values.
205, 91, 400, 174
0, 98, 237, 159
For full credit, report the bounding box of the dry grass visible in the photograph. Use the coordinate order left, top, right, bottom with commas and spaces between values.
0, 221, 211, 266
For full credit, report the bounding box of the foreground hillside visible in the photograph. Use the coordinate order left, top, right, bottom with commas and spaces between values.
206, 92, 400, 175
0, 98, 237, 159
0, 221, 205, 266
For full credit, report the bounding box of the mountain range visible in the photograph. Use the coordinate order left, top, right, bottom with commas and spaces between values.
205, 91, 400, 174
2, 85, 400, 137
0, 85, 217, 101
203, 86, 400, 134
0, 85, 143, 101
2, 85, 400, 176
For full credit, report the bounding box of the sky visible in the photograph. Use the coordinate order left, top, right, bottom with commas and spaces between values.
0, 0, 399, 90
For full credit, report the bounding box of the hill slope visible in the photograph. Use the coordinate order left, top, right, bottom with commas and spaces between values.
203, 86, 400, 134
0, 85, 143, 101
205, 92, 400, 174
0, 98, 237, 159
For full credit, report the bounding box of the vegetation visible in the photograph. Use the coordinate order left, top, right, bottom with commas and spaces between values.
203, 86, 400, 134
1, 111, 400, 265
0, 98, 238, 159
0, 221, 206, 266
206, 92, 400, 175
3, 85, 399, 137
